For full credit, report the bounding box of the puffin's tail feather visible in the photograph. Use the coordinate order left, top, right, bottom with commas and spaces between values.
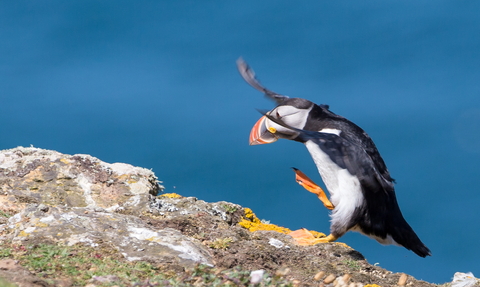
400, 232, 431, 257
412, 242, 432, 258
390, 217, 431, 257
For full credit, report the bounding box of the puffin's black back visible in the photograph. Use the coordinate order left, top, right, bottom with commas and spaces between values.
303, 104, 394, 185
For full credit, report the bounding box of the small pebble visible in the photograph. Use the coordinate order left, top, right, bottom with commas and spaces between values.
250, 269, 264, 284
37, 204, 49, 212
334, 274, 351, 286
314, 271, 326, 281
275, 267, 290, 277
342, 274, 351, 283
324, 274, 336, 284
398, 273, 408, 286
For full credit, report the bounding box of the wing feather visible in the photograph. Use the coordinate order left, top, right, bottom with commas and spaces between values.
236, 58, 289, 104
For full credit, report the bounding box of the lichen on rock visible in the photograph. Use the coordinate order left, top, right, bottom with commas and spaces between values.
239, 207, 293, 234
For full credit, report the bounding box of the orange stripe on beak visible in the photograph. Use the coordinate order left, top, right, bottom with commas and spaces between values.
249, 115, 278, 145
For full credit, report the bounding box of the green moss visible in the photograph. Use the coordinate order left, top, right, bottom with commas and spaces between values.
0, 210, 13, 218
2, 243, 164, 286
342, 259, 361, 271
0, 242, 295, 286
207, 237, 234, 250
0, 248, 12, 258
222, 204, 238, 213
0, 277, 17, 287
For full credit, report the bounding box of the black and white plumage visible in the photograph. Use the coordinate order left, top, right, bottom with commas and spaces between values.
237, 58, 431, 257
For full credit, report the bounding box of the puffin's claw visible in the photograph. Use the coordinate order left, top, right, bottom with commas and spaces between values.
288, 228, 338, 245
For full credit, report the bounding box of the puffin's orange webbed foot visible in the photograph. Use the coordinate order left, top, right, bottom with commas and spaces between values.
288, 228, 338, 245
292, 168, 335, 210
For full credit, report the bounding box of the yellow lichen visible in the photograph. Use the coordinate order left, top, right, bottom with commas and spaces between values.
106, 215, 119, 221
35, 222, 49, 228
239, 207, 353, 248
364, 285, 382, 287
160, 193, 183, 198
18, 230, 30, 237
117, 174, 130, 181
239, 208, 292, 234
243, 208, 260, 223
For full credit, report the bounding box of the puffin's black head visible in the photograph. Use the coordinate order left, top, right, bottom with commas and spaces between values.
249, 98, 314, 145
236, 58, 317, 145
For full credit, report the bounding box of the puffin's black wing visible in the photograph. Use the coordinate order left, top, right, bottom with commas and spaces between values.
265, 113, 391, 191
264, 113, 431, 257
236, 58, 289, 104
305, 105, 395, 185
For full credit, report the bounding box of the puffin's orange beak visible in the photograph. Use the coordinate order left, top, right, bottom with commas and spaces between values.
249, 115, 278, 145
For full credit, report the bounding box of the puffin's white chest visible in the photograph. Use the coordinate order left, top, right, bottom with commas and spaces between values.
304, 140, 364, 231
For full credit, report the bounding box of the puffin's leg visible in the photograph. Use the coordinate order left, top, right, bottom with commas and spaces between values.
292, 168, 335, 210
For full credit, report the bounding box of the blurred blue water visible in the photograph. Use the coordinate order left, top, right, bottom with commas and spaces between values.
1, 1, 480, 283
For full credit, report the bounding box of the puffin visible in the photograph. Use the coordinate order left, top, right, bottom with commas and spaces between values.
237, 58, 431, 257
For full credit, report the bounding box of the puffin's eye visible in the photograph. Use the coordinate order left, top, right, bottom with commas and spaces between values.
276, 111, 281, 118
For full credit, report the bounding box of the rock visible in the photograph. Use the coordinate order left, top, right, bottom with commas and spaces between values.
1, 204, 213, 267
150, 195, 244, 224
0, 147, 214, 269
0, 146, 163, 214
249, 269, 265, 284
0, 147, 446, 287
452, 272, 478, 287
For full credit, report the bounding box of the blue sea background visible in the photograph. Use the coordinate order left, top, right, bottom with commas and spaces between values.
2, 1, 480, 283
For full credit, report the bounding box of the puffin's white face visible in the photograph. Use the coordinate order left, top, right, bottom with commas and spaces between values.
249, 103, 312, 145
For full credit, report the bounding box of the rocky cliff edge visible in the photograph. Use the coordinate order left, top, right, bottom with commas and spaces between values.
0, 147, 458, 287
